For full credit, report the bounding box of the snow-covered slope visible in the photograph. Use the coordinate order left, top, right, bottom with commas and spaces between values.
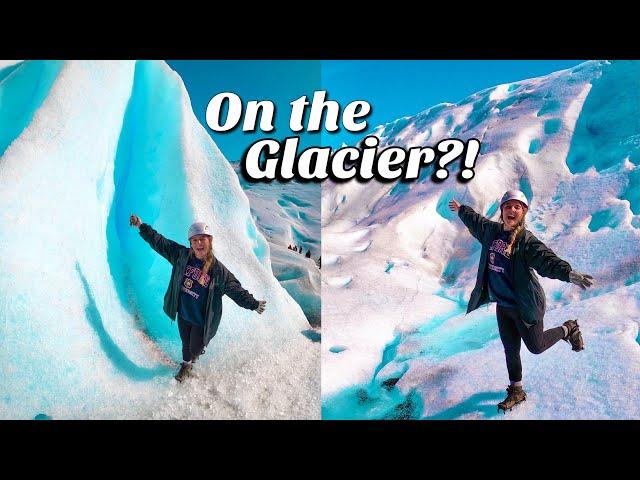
235, 170, 321, 326
322, 60, 640, 419
0, 60, 319, 419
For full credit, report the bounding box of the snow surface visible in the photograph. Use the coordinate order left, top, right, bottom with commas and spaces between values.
234, 169, 321, 326
0, 60, 319, 419
322, 60, 640, 419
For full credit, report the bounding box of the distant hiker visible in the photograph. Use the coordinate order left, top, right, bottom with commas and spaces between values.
317, 257, 321, 269
299, 246, 303, 254
305, 250, 311, 258
129, 214, 267, 382
293, 246, 298, 252
288, 245, 292, 250
449, 190, 594, 413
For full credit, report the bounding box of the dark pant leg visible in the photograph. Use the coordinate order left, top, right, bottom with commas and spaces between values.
177, 316, 193, 362
496, 305, 523, 382
189, 324, 205, 360
513, 314, 565, 355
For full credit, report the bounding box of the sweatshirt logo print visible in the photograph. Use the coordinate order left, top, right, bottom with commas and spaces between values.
488, 238, 509, 273
181, 265, 211, 300
489, 238, 509, 258
184, 265, 211, 287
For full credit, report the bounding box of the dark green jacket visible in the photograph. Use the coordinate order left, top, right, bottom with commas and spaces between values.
458, 205, 572, 327
139, 224, 259, 346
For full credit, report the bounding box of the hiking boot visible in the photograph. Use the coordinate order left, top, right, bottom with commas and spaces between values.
174, 362, 192, 382
497, 385, 526, 413
563, 319, 584, 352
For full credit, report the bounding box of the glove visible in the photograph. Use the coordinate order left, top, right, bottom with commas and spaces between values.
569, 271, 594, 290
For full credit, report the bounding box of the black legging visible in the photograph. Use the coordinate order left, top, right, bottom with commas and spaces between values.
177, 316, 205, 363
496, 305, 565, 382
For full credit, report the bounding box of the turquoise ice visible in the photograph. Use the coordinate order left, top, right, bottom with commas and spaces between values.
322, 60, 640, 419
0, 61, 317, 419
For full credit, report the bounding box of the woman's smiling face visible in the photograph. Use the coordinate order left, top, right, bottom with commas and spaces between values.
190, 234, 212, 259
501, 200, 527, 230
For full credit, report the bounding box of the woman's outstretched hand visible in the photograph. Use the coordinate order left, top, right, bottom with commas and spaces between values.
448, 199, 461, 212
256, 300, 267, 314
129, 214, 142, 229
569, 271, 595, 290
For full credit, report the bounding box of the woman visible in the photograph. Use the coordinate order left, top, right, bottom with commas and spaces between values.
129, 214, 267, 382
448, 190, 594, 412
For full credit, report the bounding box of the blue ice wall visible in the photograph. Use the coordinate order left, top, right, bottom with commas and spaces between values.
566, 61, 640, 173
106, 60, 193, 356
0, 62, 23, 83
0, 60, 64, 157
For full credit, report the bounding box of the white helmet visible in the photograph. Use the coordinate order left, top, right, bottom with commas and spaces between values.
188, 222, 212, 240
500, 190, 529, 209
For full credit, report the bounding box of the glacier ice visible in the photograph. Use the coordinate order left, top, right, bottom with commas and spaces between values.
236, 169, 321, 327
0, 60, 319, 419
322, 60, 640, 419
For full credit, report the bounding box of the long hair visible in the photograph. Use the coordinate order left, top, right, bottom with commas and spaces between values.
189, 239, 215, 286
499, 208, 527, 257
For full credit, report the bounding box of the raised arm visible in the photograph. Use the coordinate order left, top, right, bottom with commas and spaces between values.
220, 264, 264, 312
523, 234, 573, 281
451, 200, 498, 243
524, 235, 595, 289
130, 214, 183, 266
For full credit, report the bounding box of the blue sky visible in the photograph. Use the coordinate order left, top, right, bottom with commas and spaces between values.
167, 60, 320, 162
322, 60, 586, 148
168, 60, 586, 159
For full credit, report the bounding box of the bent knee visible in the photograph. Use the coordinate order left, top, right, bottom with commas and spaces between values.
527, 345, 544, 355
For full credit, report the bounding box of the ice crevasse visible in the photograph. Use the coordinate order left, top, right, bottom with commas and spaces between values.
0, 60, 319, 419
